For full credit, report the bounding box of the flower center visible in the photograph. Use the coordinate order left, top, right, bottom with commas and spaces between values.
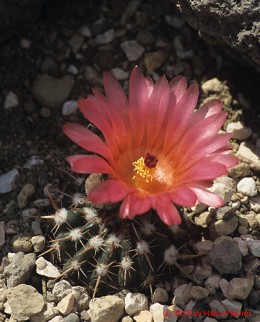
132, 153, 158, 183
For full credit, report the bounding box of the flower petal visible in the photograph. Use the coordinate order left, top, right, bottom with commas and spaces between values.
63, 123, 113, 161
88, 179, 134, 204
169, 75, 187, 103
152, 195, 182, 226
206, 153, 239, 169
169, 187, 197, 207
66, 155, 113, 174
190, 186, 224, 207
103, 72, 128, 108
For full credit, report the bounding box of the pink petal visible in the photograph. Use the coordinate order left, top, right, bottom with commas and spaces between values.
66, 155, 113, 174
103, 71, 128, 108
169, 75, 187, 103
88, 180, 134, 204
206, 153, 239, 169
119, 192, 153, 220
169, 187, 197, 207
190, 186, 224, 207
63, 123, 113, 161
152, 195, 182, 226
191, 99, 223, 126
177, 161, 227, 183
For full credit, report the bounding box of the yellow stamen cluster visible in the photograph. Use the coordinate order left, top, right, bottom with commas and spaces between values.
132, 157, 156, 183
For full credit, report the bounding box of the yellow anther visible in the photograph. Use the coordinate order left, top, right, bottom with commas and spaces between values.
132, 156, 156, 183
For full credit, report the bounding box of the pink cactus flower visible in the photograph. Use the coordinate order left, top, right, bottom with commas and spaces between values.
63, 67, 238, 226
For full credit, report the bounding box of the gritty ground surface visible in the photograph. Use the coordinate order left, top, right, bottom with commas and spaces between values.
0, 0, 260, 321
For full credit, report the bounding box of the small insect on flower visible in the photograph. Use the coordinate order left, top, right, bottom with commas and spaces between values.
63, 66, 239, 226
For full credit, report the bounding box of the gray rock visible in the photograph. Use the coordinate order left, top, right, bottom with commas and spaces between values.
52, 280, 73, 302
4, 91, 19, 109
89, 295, 125, 322
0, 221, 5, 246
207, 236, 242, 274
190, 286, 209, 301
17, 183, 36, 208
120, 40, 144, 61
152, 287, 168, 304
228, 162, 250, 179
176, 0, 260, 70
30, 302, 56, 322
228, 278, 254, 300
4, 284, 44, 321
72, 286, 90, 311
221, 299, 242, 318
62, 100, 78, 116
64, 313, 79, 322
173, 283, 192, 308
95, 29, 114, 45
3, 252, 36, 287
32, 74, 75, 108
247, 240, 260, 257
0, 169, 20, 193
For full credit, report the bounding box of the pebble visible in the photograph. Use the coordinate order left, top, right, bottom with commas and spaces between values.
215, 176, 237, 192
57, 293, 75, 315
4, 91, 19, 109
68, 64, 79, 75
228, 277, 254, 300
125, 292, 148, 316
250, 196, 260, 212
205, 274, 221, 294
30, 302, 56, 322
236, 142, 260, 171
121, 316, 134, 322
133, 310, 153, 322
5, 220, 19, 234
194, 211, 212, 227
150, 302, 178, 322
95, 29, 114, 45
33, 198, 50, 208
32, 74, 75, 108
152, 287, 168, 304
228, 162, 250, 179
121, 40, 144, 61
31, 235, 45, 253
80, 310, 90, 321
72, 286, 90, 311
79, 25, 92, 38
64, 313, 79, 322
221, 299, 242, 318
0, 169, 20, 193
209, 182, 232, 204
0, 221, 5, 246
17, 183, 36, 208
237, 177, 257, 196
89, 295, 125, 322
36, 257, 60, 278
193, 240, 213, 254
233, 237, 249, 256
111, 68, 129, 81
204, 319, 218, 322
173, 283, 192, 308
49, 317, 64, 322
23, 155, 44, 169
165, 14, 185, 29
190, 286, 209, 301
226, 121, 252, 140
11, 233, 33, 253
68, 33, 84, 53
3, 252, 36, 287
208, 300, 228, 319
247, 240, 260, 257
20, 38, 31, 49
136, 30, 155, 46
213, 214, 238, 236
40, 107, 51, 118
84, 65, 102, 85
62, 100, 78, 115
201, 78, 222, 94
207, 236, 242, 274
52, 280, 73, 302
144, 50, 168, 74
4, 284, 44, 321
31, 221, 43, 235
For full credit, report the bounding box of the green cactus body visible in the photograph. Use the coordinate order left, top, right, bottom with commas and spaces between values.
46, 204, 191, 296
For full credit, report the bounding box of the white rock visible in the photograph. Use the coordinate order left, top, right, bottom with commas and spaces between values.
250, 196, 260, 212
30, 302, 56, 322
133, 310, 153, 322
62, 100, 78, 115
23, 155, 44, 169
150, 303, 169, 322
0, 221, 5, 246
236, 142, 260, 171
247, 240, 260, 257
56, 293, 75, 315
48, 317, 64, 322
36, 257, 60, 278
209, 182, 232, 204
68, 65, 79, 75
31, 236, 45, 253
221, 299, 242, 318
121, 40, 144, 61
226, 121, 252, 140
237, 177, 257, 197
125, 293, 148, 316
0, 169, 20, 193
110, 68, 129, 80
89, 295, 124, 322
201, 78, 222, 94
4, 91, 19, 109
95, 29, 114, 45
